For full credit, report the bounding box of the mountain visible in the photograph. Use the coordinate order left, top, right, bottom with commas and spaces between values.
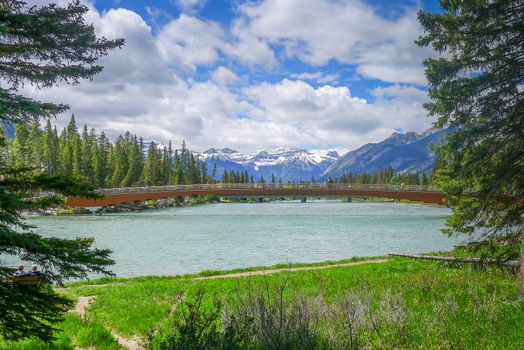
201, 147, 339, 182
143, 127, 450, 182
322, 128, 451, 178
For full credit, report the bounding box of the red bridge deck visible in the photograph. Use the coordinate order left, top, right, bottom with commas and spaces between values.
65, 183, 446, 207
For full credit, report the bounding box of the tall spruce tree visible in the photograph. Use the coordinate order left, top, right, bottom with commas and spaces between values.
42, 120, 59, 175
0, 0, 123, 341
80, 125, 94, 183
142, 141, 161, 186
417, 1, 524, 295
173, 150, 183, 185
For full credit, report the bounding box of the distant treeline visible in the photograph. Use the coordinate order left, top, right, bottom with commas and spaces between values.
6, 115, 215, 188
325, 167, 433, 186
6, 115, 432, 188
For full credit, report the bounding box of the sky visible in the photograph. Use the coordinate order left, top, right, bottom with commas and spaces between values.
24, 0, 442, 154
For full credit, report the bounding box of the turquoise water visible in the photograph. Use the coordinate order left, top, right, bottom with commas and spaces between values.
27, 201, 460, 277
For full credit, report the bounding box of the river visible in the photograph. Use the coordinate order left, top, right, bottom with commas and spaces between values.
27, 200, 461, 277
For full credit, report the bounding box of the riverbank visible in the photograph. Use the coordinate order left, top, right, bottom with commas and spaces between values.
28, 195, 438, 217
2, 255, 523, 349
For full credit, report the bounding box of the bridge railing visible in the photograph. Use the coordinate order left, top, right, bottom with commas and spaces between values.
95, 183, 442, 195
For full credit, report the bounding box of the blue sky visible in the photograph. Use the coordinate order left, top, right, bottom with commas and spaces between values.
25, 0, 443, 154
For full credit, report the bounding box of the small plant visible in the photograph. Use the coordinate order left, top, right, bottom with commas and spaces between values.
223, 276, 326, 349
329, 291, 365, 350
156, 288, 222, 350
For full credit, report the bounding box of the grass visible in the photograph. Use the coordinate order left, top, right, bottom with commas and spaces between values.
2, 256, 524, 349
0, 314, 119, 350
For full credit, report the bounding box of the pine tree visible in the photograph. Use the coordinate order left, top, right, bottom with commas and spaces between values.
210, 163, 217, 183
71, 132, 83, 177
173, 151, 184, 185
417, 0, 524, 295
42, 120, 58, 175
93, 132, 110, 188
160, 146, 170, 185
200, 160, 208, 184
81, 125, 94, 183
57, 127, 71, 174
110, 136, 128, 187
27, 121, 43, 169
0, 0, 123, 341
121, 135, 143, 187
142, 141, 161, 186
222, 170, 229, 184
10, 122, 29, 166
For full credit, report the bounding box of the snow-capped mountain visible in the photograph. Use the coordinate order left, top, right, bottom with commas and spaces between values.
201, 147, 340, 182
142, 127, 451, 182
322, 127, 451, 178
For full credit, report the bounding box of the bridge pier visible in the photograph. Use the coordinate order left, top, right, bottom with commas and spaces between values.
257, 197, 264, 203
347, 197, 352, 203
301, 197, 306, 203
86, 206, 102, 214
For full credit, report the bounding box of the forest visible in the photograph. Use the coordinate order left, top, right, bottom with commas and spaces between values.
6, 114, 433, 189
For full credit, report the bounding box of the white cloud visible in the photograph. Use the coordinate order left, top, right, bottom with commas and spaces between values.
223, 18, 278, 68
234, 0, 432, 85
211, 67, 240, 86
290, 72, 339, 84
173, 0, 206, 14
157, 15, 225, 71
242, 79, 432, 150
17, 1, 434, 154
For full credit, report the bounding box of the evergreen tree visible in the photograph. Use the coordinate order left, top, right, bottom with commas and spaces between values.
0, 0, 123, 341
110, 135, 128, 187
200, 160, 208, 184
58, 127, 72, 174
160, 146, 170, 184
71, 131, 83, 177
122, 135, 143, 187
42, 120, 58, 175
210, 163, 217, 183
11, 122, 29, 165
93, 132, 110, 188
81, 125, 94, 183
27, 120, 43, 169
142, 141, 161, 186
417, 0, 524, 295
173, 151, 184, 185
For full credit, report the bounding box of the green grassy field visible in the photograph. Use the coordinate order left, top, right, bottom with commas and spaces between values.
2, 256, 523, 349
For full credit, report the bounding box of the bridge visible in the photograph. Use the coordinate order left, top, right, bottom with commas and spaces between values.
65, 183, 446, 207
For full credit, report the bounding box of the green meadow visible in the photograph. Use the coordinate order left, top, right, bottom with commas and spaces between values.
2, 256, 524, 349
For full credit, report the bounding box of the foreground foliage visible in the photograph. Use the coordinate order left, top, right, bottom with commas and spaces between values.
0, 0, 122, 341
3, 257, 523, 349
417, 1, 524, 266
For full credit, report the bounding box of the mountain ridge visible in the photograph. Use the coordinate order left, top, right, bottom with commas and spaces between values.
322, 127, 450, 178
143, 127, 450, 182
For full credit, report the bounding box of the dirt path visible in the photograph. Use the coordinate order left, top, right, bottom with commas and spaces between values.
193, 259, 389, 280
72, 295, 142, 350
111, 333, 142, 350
74, 296, 96, 317
73, 293, 186, 350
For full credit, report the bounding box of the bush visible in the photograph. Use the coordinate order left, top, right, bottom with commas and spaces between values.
150, 279, 411, 350
154, 288, 222, 350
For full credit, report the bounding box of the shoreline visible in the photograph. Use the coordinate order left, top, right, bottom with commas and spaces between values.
24, 195, 438, 217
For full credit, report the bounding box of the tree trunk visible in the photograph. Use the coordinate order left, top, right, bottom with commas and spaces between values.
520, 218, 524, 298
388, 253, 519, 266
